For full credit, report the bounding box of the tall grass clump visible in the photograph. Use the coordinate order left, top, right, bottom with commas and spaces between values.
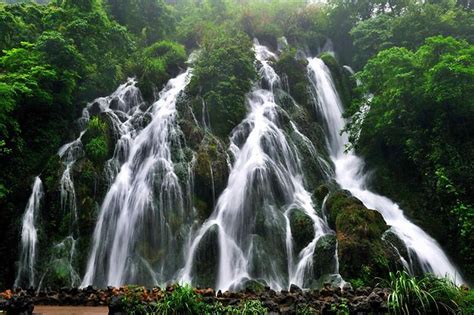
383, 271, 468, 314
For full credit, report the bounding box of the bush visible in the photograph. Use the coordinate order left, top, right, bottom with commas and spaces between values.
83, 117, 110, 165
188, 27, 256, 138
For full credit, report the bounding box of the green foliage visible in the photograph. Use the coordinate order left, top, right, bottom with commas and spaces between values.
348, 36, 474, 278
350, 3, 474, 69
127, 40, 186, 100
105, 0, 175, 46
382, 271, 465, 314
83, 117, 110, 165
154, 285, 207, 314
189, 27, 256, 137
119, 285, 268, 315
384, 271, 437, 314
330, 298, 349, 315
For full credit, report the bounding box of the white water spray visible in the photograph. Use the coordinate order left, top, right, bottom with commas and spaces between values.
15, 177, 43, 288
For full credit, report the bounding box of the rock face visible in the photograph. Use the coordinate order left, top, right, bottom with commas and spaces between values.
325, 190, 393, 283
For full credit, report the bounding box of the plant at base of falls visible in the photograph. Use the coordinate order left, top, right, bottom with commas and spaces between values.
384, 271, 436, 314
207, 300, 268, 315
382, 271, 466, 314
119, 285, 160, 315
154, 285, 209, 315
296, 304, 318, 315
330, 299, 349, 315
238, 300, 268, 314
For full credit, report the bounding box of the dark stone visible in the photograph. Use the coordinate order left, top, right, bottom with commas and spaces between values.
289, 284, 302, 294
88, 101, 102, 116
367, 291, 383, 308
109, 97, 120, 111
351, 295, 371, 312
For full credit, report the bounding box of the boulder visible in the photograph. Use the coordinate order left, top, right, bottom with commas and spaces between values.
313, 234, 337, 279
326, 190, 392, 282
289, 209, 315, 253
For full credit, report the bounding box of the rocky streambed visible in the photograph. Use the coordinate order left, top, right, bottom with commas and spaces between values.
0, 283, 390, 314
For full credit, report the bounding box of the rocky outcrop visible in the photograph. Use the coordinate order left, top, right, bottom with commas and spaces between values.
325, 190, 398, 284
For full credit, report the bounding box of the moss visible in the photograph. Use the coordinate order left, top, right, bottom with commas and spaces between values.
275, 48, 310, 106
289, 208, 315, 253
313, 234, 337, 279
194, 196, 210, 222
82, 115, 114, 167
314, 184, 330, 202
326, 190, 392, 280
193, 135, 229, 218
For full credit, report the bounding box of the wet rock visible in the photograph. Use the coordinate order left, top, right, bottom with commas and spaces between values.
351, 295, 371, 312
289, 284, 302, 294
191, 224, 219, 288
368, 291, 383, 308
109, 97, 120, 111
242, 279, 267, 294
313, 234, 337, 279
326, 190, 392, 281
314, 184, 330, 201
289, 208, 315, 253
88, 101, 102, 116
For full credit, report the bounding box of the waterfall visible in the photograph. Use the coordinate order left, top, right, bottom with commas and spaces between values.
15, 177, 43, 288
307, 57, 465, 284
81, 69, 193, 287
181, 42, 334, 291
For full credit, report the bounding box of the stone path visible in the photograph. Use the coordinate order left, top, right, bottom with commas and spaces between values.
33, 306, 108, 315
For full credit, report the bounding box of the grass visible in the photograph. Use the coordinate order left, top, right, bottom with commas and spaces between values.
120, 284, 268, 314
381, 271, 469, 315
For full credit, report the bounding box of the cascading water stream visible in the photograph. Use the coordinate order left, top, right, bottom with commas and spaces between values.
181, 43, 334, 291
307, 57, 465, 284
15, 177, 43, 288
82, 69, 193, 287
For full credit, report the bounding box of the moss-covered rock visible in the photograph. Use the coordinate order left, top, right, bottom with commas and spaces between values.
275, 48, 310, 106
191, 224, 219, 288
314, 184, 330, 202
313, 234, 337, 279
289, 208, 315, 254
193, 135, 229, 221
326, 190, 392, 281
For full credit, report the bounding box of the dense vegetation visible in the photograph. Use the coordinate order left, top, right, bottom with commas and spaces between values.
0, 0, 472, 304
